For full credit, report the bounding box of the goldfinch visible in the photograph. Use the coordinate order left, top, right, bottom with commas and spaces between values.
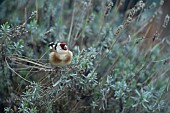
49, 42, 73, 66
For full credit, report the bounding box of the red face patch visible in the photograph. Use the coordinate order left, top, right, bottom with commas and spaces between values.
60, 42, 67, 50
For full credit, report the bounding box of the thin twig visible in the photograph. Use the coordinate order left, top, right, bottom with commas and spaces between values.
152, 56, 170, 63
10, 56, 51, 69
68, 2, 75, 47
5, 57, 32, 83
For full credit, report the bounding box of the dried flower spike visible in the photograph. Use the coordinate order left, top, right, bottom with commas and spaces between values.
104, 1, 113, 16
162, 14, 170, 28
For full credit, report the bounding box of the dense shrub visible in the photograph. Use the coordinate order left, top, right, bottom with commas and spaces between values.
0, 0, 170, 113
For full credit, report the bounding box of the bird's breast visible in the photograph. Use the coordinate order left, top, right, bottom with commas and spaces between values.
49, 51, 72, 66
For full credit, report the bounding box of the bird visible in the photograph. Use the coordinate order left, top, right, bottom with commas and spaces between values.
49, 42, 73, 66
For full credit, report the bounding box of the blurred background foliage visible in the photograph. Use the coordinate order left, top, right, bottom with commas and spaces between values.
0, 0, 170, 113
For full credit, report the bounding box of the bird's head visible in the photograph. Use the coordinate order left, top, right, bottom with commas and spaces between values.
59, 42, 68, 50
49, 42, 69, 53
56, 42, 69, 53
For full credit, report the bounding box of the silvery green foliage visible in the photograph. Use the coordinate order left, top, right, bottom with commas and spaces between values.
0, 0, 170, 113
